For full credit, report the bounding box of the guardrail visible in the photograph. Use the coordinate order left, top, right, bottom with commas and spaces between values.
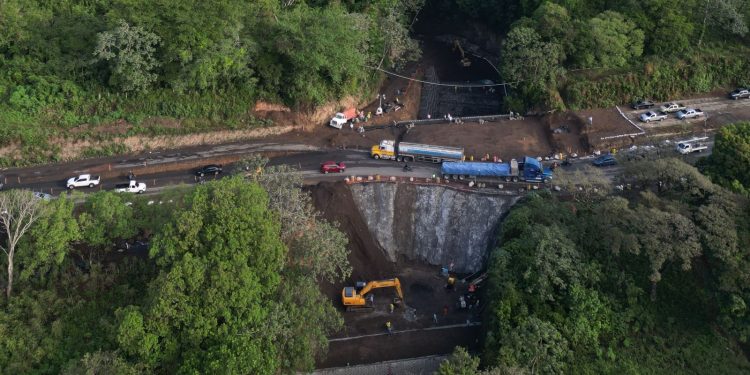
362, 113, 517, 132
343, 175, 540, 196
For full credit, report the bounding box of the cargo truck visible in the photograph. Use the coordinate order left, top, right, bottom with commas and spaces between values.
370, 140, 464, 163
441, 157, 553, 183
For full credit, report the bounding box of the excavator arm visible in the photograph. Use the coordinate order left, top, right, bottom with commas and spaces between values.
342, 278, 403, 309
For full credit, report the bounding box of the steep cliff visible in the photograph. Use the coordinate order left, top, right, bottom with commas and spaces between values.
349, 183, 518, 273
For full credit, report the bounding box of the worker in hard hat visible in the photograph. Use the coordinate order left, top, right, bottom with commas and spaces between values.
386, 321, 393, 334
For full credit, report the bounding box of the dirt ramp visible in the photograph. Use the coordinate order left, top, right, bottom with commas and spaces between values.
308, 182, 395, 284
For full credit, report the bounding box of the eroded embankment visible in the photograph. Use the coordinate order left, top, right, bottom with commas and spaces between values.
348, 183, 518, 273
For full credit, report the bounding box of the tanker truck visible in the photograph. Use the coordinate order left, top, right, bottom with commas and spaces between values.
370, 140, 464, 163
441, 157, 553, 183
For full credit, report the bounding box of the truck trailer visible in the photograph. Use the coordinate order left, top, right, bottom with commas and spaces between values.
441, 157, 553, 183
371, 140, 464, 163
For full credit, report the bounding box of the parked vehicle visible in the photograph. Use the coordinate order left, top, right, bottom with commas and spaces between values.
329, 108, 357, 129
639, 111, 668, 123
676, 137, 709, 154
631, 99, 655, 110
320, 161, 346, 173
196, 164, 222, 176
33, 192, 52, 200
114, 180, 146, 194
676, 108, 704, 120
659, 102, 687, 113
441, 157, 553, 183
592, 154, 617, 167
66, 174, 100, 189
371, 140, 464, 163
729, 88, 750, 100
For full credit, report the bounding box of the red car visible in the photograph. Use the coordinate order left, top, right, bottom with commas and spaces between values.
320, 161, 346, 173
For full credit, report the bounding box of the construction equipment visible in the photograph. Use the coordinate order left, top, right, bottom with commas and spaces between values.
342, 278, 404, 311
452, 40, 471, 67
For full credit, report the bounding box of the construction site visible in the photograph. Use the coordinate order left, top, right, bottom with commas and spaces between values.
296, 25, 750, 375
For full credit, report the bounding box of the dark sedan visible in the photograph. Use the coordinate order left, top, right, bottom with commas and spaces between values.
196, 164, 223, 176
592, 154, 617, 167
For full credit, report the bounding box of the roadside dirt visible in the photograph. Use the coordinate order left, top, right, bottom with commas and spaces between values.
309, 181, 482, 366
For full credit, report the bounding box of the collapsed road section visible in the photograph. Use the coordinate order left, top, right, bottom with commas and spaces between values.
311, 181, 520, 368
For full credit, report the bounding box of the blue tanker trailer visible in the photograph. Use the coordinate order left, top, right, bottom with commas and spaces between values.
441, 157, 553, 183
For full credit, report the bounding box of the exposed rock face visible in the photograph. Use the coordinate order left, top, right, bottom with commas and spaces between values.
349, 183, 519, 273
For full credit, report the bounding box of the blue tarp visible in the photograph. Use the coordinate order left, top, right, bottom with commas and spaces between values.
441, 162, 511, 177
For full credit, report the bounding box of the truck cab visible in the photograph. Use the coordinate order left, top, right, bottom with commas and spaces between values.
521, 157, 553, 183
371, 140, 397, 160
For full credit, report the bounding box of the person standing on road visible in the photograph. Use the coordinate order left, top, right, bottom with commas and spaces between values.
386, 321, 393, 334
389, 303, 395, 313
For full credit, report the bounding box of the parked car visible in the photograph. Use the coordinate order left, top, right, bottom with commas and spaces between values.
196, 164, 222, 176
729, 88, 750, 100
631, 99, 655, 110
659, 102, 686, 113
33, 192, 52, 200
320, 161, 346, 173
592, 154, 617, 167
639, 111, 668, 123
676, 108, 705, 120
66, 174, 100, 189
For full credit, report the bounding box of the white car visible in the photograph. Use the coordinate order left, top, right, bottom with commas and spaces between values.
66, 174, 100, 189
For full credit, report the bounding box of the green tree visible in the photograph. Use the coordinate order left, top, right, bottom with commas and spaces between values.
575, 11, 644, 68
119, 177, 285, 373
94, 20, 161, 92
497, 317, 571, 374
438, 346, 480, 375
18, 194, 79, 284
501, 26, 563, 89
78, 192, 137, 250
0, 190, 45, 299
63, 351, 141, 375
703, 122, 750, 194
257, 4, 368, 106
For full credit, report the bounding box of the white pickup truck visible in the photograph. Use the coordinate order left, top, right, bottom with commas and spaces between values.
114, 180, 146, 194
659, 102, 686, 113
639, 111, 668, 123
676, 137, 709, 154
66, 174, 100, 189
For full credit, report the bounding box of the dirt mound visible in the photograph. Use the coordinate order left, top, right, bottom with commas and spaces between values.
308, 182, 396, 286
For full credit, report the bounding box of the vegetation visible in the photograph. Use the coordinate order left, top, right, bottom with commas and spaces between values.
0, 172, 351, 373
0, 1, 423, 165
701, 121, 750, 195
438, 157, 750, 374
431, 0, 750, 110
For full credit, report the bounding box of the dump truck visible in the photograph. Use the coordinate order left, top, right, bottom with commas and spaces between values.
329, 108, 357, 129
441, 157, 553, 183
370, 140, 464, 163
342, 278, 404, 312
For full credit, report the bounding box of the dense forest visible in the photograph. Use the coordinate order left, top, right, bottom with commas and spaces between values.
437, 123, 750, 374
0, 158, 352, 373
1, 1, 749, 165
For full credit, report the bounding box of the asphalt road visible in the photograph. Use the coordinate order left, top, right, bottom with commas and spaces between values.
0, 129, 715, 197
1, 146, 442, 197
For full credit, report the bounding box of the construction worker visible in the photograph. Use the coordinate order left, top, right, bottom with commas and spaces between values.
386, 321, 393, 334
389, 303, 395, 313
447, 275, 456, 290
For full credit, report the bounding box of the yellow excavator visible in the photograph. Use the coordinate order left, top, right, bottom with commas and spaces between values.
341, 278, 404, 311
453, 40, 471, 68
